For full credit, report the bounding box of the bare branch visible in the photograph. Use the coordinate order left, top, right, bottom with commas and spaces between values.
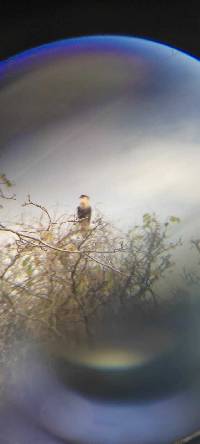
22, 194, 52, 230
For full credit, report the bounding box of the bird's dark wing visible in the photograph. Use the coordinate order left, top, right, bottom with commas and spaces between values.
77, 206, 82, 219
77, 206, 87, 220
77, 206, 92, 221
87, 206, 92, 222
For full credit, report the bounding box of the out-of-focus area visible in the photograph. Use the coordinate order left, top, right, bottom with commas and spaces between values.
1, 35, 200, 443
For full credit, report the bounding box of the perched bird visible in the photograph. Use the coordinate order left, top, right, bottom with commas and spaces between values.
77, 194, 92, 232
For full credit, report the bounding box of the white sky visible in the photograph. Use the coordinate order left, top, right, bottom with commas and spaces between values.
1, 36, 200, 261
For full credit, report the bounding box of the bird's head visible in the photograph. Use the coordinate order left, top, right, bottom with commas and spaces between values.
79, 194, 90, 208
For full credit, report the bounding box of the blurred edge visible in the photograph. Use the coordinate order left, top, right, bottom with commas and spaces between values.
175, 430, 200, 443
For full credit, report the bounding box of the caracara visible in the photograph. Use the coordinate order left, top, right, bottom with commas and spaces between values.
77, 194, 92, 232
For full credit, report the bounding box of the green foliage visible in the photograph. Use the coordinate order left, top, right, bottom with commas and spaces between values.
0, 174, 13, 188
27, 264, 33, 276
0, 173, 15, 210
169, 216, 181, 224
22, 257, 29, 267
143, 212, 153, 227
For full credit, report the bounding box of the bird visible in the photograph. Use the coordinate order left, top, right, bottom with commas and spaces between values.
77, 194, 92, 233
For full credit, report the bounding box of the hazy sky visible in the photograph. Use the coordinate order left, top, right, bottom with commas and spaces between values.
0, 36, 200, 239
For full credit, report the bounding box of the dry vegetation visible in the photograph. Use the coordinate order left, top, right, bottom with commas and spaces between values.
1, 175, 200, 441
1, 174, 200, 384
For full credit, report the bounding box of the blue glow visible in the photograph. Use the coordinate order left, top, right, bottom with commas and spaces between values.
0, 34, 199, 78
